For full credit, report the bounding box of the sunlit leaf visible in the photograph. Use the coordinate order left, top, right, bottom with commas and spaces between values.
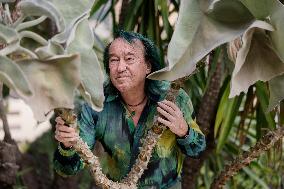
17, 54, 81, 121
148, 0, 255, 81
67, 18, 105, 111
0, 55, 32, 97
229, 21, 284, 97
268, 74, 284, 110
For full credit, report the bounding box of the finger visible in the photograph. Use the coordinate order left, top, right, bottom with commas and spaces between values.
161, 100, 179, 111
158, 101, 176, 116
55, 134, 78, 143
157, 107, 174, 122
58, 132, 78, 138
57, 125, 76, 133
55, 116, 65, 125
157, 116, 173, 128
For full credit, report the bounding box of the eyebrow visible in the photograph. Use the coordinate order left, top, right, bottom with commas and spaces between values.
109, 53, 118, 57
124, 52, 135, 56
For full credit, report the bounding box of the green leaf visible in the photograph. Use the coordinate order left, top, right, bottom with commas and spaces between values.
17, 54, 81, 121
240, 0, 271, 19
0, 55, 32, 97
148, 0, 255, 81
242, 167, 270, 189
123, 0, 144, 30
18, 0, 65, 32
214, 79, 230, 137
216, 93, 243, 153
157, 0, 172, 37
90, 0, 108, 16
0, 23, 18, 44
268, 74, 284, 110
67, 18, 105, 111
229, 21, 284, 97
255, 82, 276, 129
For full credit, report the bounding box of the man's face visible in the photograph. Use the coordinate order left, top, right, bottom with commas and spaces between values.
108, 38, 151, 93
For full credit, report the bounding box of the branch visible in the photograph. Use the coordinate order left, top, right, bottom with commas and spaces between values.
0, 84, 12, 142
210, 126, 284, 189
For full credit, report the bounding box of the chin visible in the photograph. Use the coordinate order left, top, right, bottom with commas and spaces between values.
115, 84, 131, 93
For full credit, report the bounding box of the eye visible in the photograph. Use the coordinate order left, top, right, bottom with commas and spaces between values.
125, 56, 134, 62
109, 58, 119, 63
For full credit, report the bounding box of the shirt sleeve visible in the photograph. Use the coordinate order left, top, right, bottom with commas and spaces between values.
175, 89, 206, 157
53, 103, 98, 176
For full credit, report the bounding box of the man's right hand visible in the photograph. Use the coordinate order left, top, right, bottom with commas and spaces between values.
55, 116, 79, 148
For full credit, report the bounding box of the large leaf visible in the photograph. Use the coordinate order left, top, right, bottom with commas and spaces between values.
229, 21, 284, 97
0, 56, 32, 97
148, 0, 255, 81
35, 40, 64, 60
240, 0, 284, 61
269, 0, 284, 62
51, 12, 89, 46
0, 24, 18, 43
240, 0, 271, 19
268, 74, 284, 110
49, 0, 95, 45
47, 0, 94, 27
17, 54, 81, 121
67, 18, 105, 111
18, 0, 65, 32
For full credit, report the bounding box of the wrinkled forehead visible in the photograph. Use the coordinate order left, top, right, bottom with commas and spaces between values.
109, 38, 145, 56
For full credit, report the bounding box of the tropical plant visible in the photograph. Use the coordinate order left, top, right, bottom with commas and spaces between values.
0, 0, 104, 187
1, 0, 284, 188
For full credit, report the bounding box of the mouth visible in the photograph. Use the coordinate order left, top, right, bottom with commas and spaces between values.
116, 75, 129, 79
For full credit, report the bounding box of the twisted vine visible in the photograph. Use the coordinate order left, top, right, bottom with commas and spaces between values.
211, 126, 284, 189
55, 81, 182, 189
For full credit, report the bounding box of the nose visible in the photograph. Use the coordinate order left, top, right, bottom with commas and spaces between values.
117, 59, 127, 73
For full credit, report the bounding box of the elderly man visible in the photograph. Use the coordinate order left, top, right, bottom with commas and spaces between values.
54, 31, 206, 189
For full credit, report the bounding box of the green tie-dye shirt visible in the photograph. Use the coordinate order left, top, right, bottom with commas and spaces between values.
54, 88, 206, 189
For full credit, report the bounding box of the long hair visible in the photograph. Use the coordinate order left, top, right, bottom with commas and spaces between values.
103, 30, 169, 101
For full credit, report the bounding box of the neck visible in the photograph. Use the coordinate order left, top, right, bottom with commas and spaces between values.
121, 88, 146, 106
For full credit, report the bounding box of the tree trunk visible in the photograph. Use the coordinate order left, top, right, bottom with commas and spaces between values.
0, 85, 21, 188
182, 50, 223, 189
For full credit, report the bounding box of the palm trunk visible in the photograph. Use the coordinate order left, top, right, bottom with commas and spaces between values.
118, 0, 130, 27
182, 50, 223, 189
211, 126, 284, 189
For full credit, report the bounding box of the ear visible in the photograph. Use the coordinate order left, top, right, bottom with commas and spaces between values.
146, 62, 152, 74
